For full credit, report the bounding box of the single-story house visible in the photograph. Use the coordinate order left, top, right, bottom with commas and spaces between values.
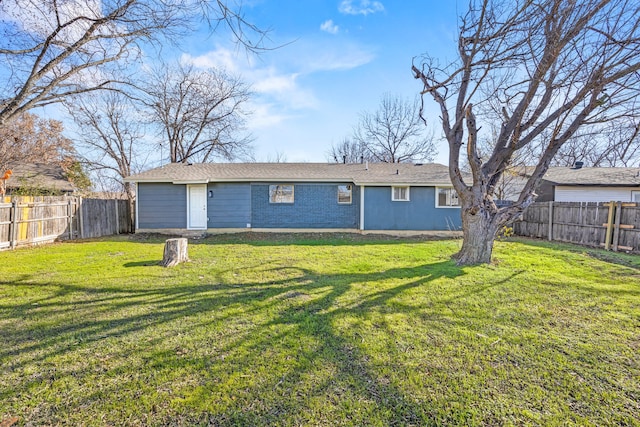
2, 163, 76, 196
125, 162, 463, 234
535, 165, 640, 202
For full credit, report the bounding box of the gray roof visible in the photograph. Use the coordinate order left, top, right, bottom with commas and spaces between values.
543, 167, 640, 186
5, 163, 75, 193
125, 162, 456, 186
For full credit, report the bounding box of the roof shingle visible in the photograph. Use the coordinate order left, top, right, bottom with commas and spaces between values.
126, 162, 456, 186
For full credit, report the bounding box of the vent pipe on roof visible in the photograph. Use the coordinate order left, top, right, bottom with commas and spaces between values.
365, 160, 368, 170
572, 161, 584, 169
396, 169, 399, 175
360, 155, 364, 164
343, 155, 347, 164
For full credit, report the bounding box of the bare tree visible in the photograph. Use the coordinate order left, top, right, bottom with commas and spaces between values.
0, 0, 268, 126
351, 93, 437, 163
144, 63, 253, 163
65, 91, 146, 203
327, 138, 372, 163
549, 119, 640, 167
413, 0, 640, 264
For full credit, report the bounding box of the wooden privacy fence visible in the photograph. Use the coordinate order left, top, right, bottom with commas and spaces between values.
0, 196, 133, 250
513, 201, 640, 253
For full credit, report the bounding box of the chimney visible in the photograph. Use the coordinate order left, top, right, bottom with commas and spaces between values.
572, 161, 584, 169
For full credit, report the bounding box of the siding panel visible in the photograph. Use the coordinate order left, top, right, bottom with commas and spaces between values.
208, 183, 251, 228
555, 186, 634, 202
251, 183, 359, 228
137, 183, 186, 228
363, 186, 461, 230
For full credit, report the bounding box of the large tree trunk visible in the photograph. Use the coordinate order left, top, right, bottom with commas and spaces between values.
454, 208, 501, 265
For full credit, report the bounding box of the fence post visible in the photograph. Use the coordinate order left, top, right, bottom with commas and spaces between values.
78, 197, 84, 239
548, 201, 554, 241
604, 201, 615, 251
68, 199, 74, 240
114, 199, 120, 235
10, 200, 18, 249
612, 201, 622, 252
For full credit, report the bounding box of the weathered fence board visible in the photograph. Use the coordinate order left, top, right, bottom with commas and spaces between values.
514, 201, 640, 253
0, 196, 133, 250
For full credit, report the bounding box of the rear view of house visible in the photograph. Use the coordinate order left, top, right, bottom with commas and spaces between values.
125, 162, 462, 234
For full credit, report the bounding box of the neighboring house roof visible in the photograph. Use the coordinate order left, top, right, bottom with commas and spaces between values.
542, 167, 640, 186
4, 163, 75, 193
125, 162, 458, 186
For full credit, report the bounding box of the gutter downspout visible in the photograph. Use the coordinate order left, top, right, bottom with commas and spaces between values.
134, 182, 139, 232
360, 185, 365, 231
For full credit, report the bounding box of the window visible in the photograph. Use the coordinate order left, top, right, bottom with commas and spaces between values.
392, 186, 410, 201
437, 187, 460, 207
633, 191, 640, 203
269, 184, 294, 203
338, 185, 352, 204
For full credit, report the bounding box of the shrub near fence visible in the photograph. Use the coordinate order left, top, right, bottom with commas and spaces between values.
0, 196, 133, 250
513, 201, 640, 253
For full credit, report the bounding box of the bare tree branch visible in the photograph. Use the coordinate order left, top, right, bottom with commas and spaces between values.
0, 0, 270, 126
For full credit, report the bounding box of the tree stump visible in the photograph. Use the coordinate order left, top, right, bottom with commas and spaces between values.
161, 238, 188, 267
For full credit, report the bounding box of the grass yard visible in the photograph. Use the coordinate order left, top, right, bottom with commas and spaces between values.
0, 234, 638, 426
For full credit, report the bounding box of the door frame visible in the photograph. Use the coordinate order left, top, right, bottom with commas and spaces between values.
187, 184, 208, 229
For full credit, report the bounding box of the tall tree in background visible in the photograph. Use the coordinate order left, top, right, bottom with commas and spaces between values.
0, 112, 75, 173
549, 119, 640, 167
0, 112, 90, 193
413, 0, 640, 265
65, 91, 146, 202
350, 93, 437, 163
327, 138, 372, 164
0, 0, 268, 126
145, 63, 253, 163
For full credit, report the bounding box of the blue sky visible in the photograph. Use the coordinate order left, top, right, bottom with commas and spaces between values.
174, 0, 463, 164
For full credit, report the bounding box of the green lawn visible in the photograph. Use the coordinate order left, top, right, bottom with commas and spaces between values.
0, 234, 638, 426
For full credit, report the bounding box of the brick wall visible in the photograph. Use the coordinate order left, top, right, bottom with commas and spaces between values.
251, 183, 359, 229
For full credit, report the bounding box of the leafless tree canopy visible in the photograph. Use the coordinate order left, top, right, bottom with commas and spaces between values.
0, 0, 268, 126
65, 91, 147, 200
144, 63, 253, 164
350, 93, 437, 163
413, 0, 640, 264
328, 138, 372, 164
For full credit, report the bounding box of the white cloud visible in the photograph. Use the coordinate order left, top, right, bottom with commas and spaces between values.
338, 0, 384, 15
300, 43, 375, 72
181, 49, 318, 130
320, 19, 339, 34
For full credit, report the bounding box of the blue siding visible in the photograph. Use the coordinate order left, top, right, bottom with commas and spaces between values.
137, 183, 186, 228
364, 186, 461, 230
208, 183, 251, 228
251, 183, 359, 228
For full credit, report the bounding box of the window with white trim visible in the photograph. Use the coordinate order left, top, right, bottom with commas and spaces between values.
436, 187, 460, 207
392, 186, 410, 201
632, 191, 640, 203
269, 184, 294, 203
338, 185, 352, 204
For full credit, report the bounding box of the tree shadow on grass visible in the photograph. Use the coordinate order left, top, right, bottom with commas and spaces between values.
509, 236, 640, 271
0, 257, 471, 425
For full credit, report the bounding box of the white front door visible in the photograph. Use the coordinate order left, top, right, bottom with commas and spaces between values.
188, 185, 207, 229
